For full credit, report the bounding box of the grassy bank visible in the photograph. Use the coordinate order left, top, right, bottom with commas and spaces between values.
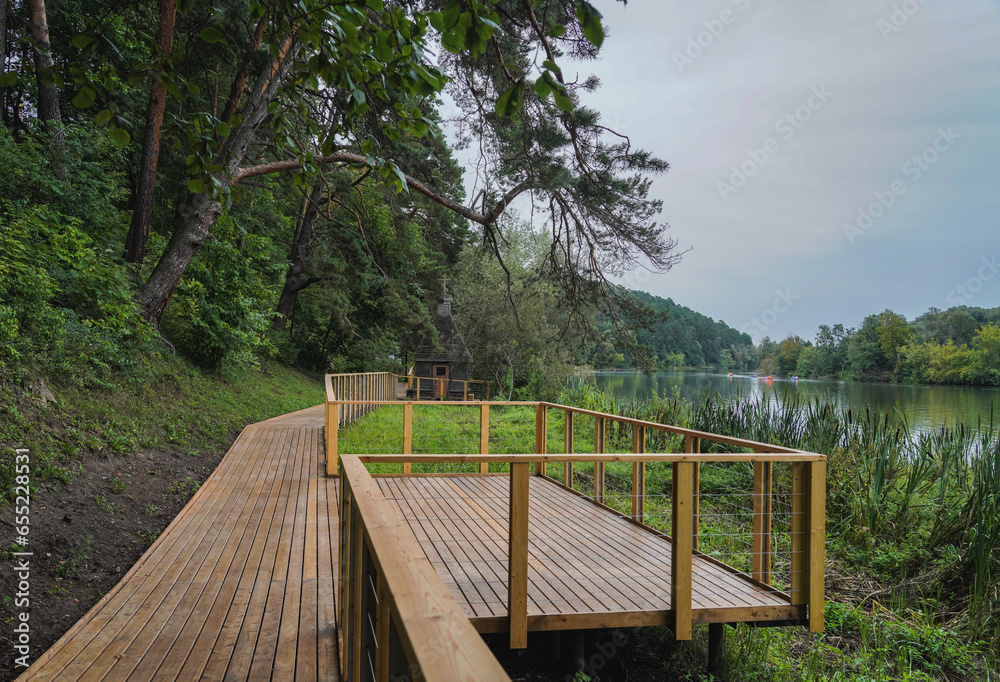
0, 357, 322, 677
338, 383, 998, 681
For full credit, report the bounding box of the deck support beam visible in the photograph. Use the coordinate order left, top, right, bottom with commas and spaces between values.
326, 402, 339, 476
672, 461, 694, 640
509, 462, 530, 648
752, 461, 773, 583
791, 460, 825, 632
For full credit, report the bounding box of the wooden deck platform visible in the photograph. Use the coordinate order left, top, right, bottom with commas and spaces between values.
19, 405, 340, 681
375, 474, 801, 633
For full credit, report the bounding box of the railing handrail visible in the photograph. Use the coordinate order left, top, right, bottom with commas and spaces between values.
340, 456, 510, 681
353, 452, 826, 463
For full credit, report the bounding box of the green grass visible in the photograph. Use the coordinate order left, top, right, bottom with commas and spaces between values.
0, 356, 323, 502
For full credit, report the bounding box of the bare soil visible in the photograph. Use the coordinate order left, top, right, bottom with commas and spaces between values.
0, 442, 225, 679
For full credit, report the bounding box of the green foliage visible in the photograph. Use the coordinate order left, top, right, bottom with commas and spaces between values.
0, 203, 155, 387
161, 213, 279, 372
453, 218, 578, 399
597, 289, 755, 370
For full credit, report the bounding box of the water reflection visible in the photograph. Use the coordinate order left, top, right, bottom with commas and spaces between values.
590, 371, 1000, 433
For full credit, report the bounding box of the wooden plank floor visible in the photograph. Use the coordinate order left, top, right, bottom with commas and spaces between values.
18, 406, 339, 681
376, 475, 799, 633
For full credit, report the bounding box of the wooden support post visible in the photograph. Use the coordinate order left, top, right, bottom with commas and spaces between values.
375, 571, 390, 682
809, 461, 826, 632
464, 381, 468, 401
707, 623, 724, 677
672, 461, 694, 640
564, 410, 574, 489
790, 461, 807, 607
594, 417, 605, 503
403, 403, 412, 475
632, 426, 646, 522
509, 462, 530, 649
684, 435, 701, 550
534, 403, 547, 476
479, 403, 490, 474
752, 461, 773, 583
327, 403, 339, 476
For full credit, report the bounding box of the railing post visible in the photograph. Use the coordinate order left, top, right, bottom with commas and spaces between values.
684, 435, 701, 550
594, 417, 605, 503
790, 461, 807, 608
671, 461, 694, 640
509, 462, 530, 649
327, 402, 340, 476
752, 460, 773, 583
564, 410, 574, 488
809, 461, 826, 632
632, 426, 646, 522
534, 404, 546, 476
403, 403, 412, 475
479, 403, 490, 474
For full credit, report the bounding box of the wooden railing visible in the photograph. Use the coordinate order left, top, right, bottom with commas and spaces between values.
339, 455, 510, 682
399, 374, 493, 401
327, 376, 826, 669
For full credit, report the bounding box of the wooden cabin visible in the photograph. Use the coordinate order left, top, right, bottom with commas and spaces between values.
411, 291, 473, 399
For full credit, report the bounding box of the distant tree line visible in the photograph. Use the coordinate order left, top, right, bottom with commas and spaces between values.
756, 306, 1000, 386
591, 289, 757, 371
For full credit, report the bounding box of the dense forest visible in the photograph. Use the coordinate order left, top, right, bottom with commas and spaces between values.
756, 306, 1000, 385
0, 0, 682, 395
592, 289, 757, 370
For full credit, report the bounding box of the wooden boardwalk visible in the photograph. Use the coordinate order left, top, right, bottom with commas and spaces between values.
19, 406, 340, 681
375, 475, 800, 634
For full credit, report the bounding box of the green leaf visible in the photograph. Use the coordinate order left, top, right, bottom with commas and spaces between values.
552, 86, 573, 113
548, 23, 567, 38
365, 0, 384, 10
495, 81, 524, 119
0, 72, 17, 87
390, 164, 409, 194
95, 108, 113, 127
428, 12, 445, 32
200, 27, 224, 43
442, 0, 461, 29
108, 125, 131, 146
71, 34, 96, 49
72, 85, 97, 110
188, 178, 205, 193
215, 121, 230, 137
576, 2, 605, 48
533, 76, 552, 99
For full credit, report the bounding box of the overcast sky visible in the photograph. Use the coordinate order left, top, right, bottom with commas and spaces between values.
448, 1, 1000, 343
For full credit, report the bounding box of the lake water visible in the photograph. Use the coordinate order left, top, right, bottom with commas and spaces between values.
590, 371, 1000, 434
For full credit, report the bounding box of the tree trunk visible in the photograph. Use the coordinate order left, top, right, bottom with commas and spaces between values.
138, 34, 298, 326
25, 0, 60, 126
124, 0, 177, 265
1, 0, 8, 121
274, 183, 323, 330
